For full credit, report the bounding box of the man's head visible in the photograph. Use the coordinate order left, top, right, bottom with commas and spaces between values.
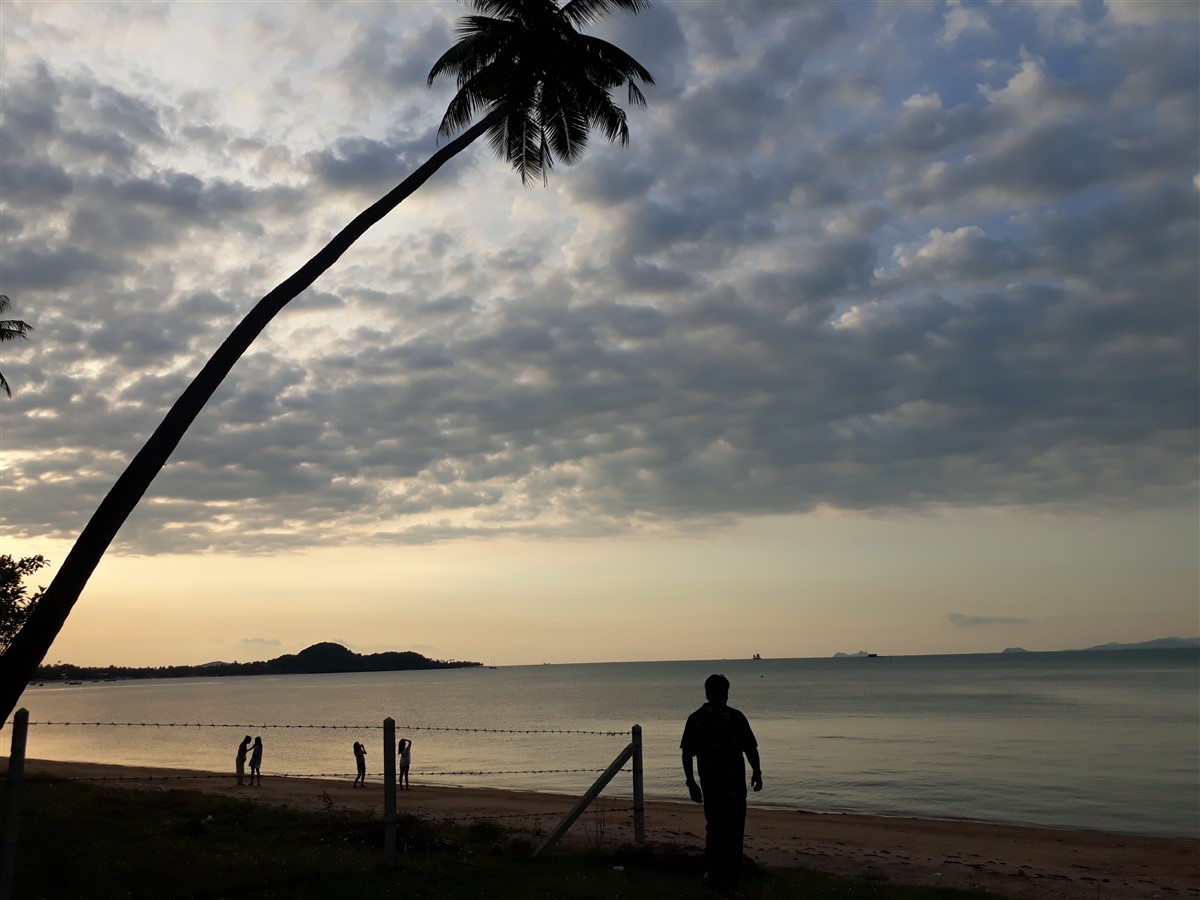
704, 673, 730, 705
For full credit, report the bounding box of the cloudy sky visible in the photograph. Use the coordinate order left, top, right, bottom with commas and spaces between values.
1, 0, 1196, 668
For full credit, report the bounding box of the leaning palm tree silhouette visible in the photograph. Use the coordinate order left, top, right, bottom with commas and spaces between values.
0, 0, 653, 721
0, 295, 34, 398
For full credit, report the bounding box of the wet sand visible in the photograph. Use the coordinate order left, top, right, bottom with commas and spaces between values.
14, 759, 1199, 900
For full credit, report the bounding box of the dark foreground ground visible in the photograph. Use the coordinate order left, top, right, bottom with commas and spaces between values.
6, 760, 1198, 899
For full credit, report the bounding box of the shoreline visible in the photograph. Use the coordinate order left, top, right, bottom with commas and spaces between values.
11, 759, 1199, 900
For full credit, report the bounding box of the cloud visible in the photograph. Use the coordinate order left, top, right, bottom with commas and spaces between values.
239, 637, 283, 649
1104, 0, 1196, 25
306, 131, 442, 195
0, 1, 1195, 555
948, 613, 1031, 628
938, 0, 997, 46
889, 225, 1033, 285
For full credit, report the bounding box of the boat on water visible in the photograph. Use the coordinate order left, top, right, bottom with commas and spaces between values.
752, 653, 763, 660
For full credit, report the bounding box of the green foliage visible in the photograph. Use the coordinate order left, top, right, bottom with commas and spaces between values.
0, 553, 49, 651
6, 778, 1000, 899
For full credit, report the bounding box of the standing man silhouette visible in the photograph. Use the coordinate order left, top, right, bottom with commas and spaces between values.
681, 674, 762, 897
352, 741, 367, 788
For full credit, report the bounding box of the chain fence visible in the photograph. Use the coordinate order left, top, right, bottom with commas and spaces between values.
5, 716, 642, 845
9, 720, 626, 736
27, 767, 628, 782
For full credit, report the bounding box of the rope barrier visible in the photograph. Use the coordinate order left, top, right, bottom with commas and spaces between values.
12, 720, 626, 736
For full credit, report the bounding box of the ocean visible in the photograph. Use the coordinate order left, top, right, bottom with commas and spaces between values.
11, 649, 1199, 839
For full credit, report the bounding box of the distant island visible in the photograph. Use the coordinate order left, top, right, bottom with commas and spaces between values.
833, 650, 876, 658
1078, 636, 1198, 651
1003, 637, 1198, 654
35, 642, 481, 681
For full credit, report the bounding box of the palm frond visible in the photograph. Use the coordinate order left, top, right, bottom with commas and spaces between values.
0, 297, 33, 343
428, 20, 514, 86
467, 0, 536, 20
540, 81, 591, 163
629, 79, 647, 107
431, 0, 652, 178
500, 102, 549, 186
454, 14, 517, 42
0, 296, 29, 399
435, 53, 521, 139
561, 0, 651, 28
0, 320, 33, 341
428, 34, 486, 86
485, 110, 511, 159
577, 81, 629, 145
577, 34, 655, 90
438, 86, 485, 140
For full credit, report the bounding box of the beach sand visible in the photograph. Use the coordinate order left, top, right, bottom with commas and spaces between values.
13, 759, 1199, 900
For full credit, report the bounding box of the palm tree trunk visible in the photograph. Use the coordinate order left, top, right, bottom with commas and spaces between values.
0, 107, 508, 723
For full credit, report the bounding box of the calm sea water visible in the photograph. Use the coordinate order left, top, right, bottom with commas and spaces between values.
11, 650, 1199, 838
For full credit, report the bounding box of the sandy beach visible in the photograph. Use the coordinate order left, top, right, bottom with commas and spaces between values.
13, 759, 1199, 900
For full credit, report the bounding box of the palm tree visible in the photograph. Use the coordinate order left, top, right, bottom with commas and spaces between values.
0, 0, 653, 721
0, 295, 34, 398
429, 0, 652, 186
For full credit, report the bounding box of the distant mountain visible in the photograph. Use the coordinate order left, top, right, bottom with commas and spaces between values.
999, 637, 1198, 654
36, 642, 481, 681
1079, 637, 1199, 652
833, 650, 874, 658
263, 642, 480, 675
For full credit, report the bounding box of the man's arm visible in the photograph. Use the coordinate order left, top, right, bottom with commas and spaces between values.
746, 746, 763, 792
681, 752, 703, 803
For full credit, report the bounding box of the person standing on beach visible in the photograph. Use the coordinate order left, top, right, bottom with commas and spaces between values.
249, 736, 263, 786
235, 735, 252, 786
398, 738, 412, 790
353, 741, 367, 787
681, 673, 762, 897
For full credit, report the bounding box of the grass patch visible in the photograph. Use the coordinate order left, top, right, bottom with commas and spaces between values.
5, 778, 1002, 899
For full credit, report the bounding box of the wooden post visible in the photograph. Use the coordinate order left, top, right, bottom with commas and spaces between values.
533, 741, 634, 857
632, 724, 645, 844
383, 718, 396, 868
1, 708, 30, 899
